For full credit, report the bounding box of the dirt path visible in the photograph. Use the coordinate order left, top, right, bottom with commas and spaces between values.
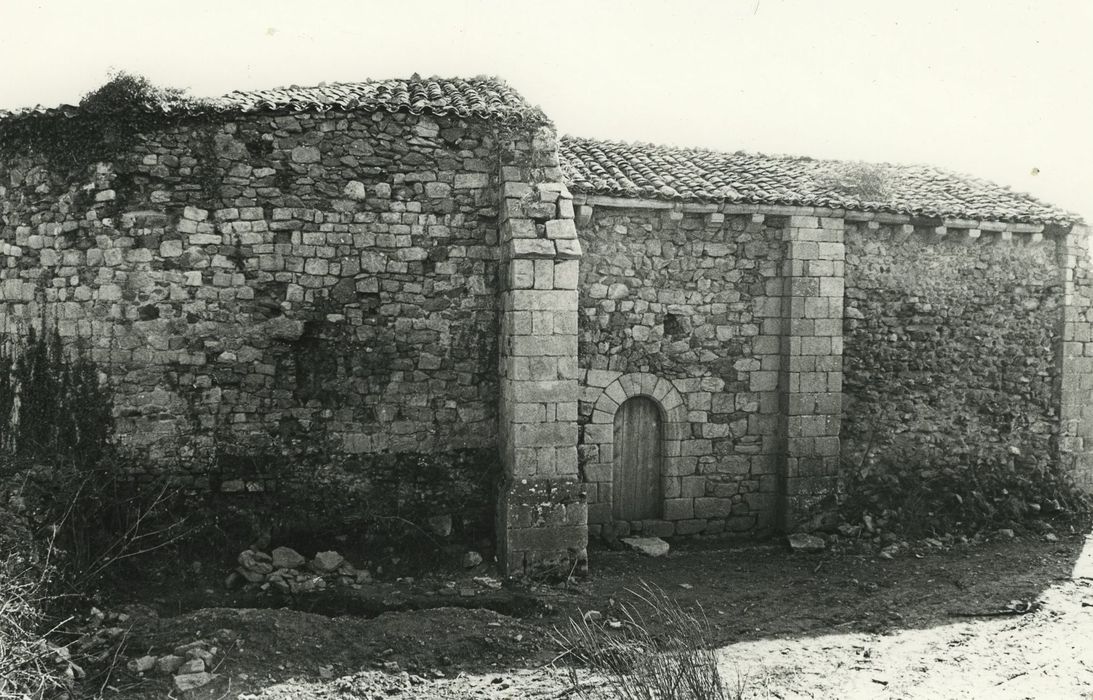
104, 532, 1093, 699
723, 577, 1093, 698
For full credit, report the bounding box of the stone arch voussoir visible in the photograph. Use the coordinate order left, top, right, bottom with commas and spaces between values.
584, 372, 686, 525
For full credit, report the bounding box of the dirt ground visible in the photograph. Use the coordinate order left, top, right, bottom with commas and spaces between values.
92, 528, 1093, 699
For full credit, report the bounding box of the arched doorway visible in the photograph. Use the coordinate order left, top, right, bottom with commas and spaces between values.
612, 396, 663, 520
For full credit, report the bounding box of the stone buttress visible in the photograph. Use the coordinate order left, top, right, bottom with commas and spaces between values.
778, 215, 845, 529
495, 126, 587, 576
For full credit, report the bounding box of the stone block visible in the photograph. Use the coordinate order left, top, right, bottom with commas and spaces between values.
533, 259, 554, 290
510, 449, 539, 476
507, 239, 556, 259
511, 335, 576, 357
679, 475, 706, 497
173, 672, 228, 699
814, 436, 840, 457
556, 446, 579, 475
503, 182, 533, 198
454, 173, 490, 189
588, 503, 611, 524
663, 498, 694, 521
803, 296, 831, 319
424, 182, 451, 198
664, 456, 698, 476
584, 463, 612, 483
291, 146, 321, 163
819, 277, 844, 298
791, 278, 819, 296
507, 525, 586, 552
510, 289, 578, 312
584, 423, 612, 443
641, 520, 676, 538
675, 519, 708, 535
681, 439, 712, 456
554, 238, 582, 259
511, 379, 578, 403
749, 371, 778, 392
816, 241, 845, 260
183, 206, 209, 221
801, 337, 831, 356
503, 218, 537, 240
554, 260, 579, 289
546, 219, 577, 240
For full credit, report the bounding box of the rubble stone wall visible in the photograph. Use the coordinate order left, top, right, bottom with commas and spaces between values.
575, 207, 788, 537
842, 222, 1063, 474
0, 110, 509, 518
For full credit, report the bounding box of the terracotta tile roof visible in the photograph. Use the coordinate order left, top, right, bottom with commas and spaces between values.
560, 136, 1077, 226
0, 76, 549, 125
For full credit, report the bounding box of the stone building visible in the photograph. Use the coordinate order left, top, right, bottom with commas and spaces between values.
0, 76, 1090, 575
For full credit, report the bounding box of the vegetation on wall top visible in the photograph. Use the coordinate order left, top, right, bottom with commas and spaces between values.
816, 162, 890, 203
0, 71, 205, 172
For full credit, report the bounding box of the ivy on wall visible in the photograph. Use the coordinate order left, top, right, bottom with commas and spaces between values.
0, 325, 113, 466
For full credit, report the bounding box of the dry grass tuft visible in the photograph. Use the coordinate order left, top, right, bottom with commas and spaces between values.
553, 581, 740, 700
0, 550, 73, 699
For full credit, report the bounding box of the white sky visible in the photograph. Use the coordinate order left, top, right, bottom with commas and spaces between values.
2, 0, 1091, 221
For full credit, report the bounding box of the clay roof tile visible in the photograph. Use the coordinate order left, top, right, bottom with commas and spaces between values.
559, 136, 1077, 226
0, 76, 550, 127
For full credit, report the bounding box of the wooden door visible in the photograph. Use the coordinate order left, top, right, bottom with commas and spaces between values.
612, 396, 663, 520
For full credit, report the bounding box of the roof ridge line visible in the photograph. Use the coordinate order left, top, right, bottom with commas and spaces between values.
560, 135, 1079, 225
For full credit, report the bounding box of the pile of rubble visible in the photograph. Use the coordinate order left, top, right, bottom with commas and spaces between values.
228, 546, 372, 593
35, 607, 143, 691
789, 509, 1064, 558
127, 639, 226, 698
68, 607, 130, 667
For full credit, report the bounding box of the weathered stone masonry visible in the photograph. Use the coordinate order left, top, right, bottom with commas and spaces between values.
0, 107, 514, 528
2, 79, 1092, 575
567, 196, 1093, 542
843, 222, 1061, 473
574, 204, 787, 536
